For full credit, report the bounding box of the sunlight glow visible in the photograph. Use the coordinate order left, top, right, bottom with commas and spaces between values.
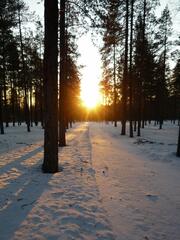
78, 33, 103, 109
81, 83, 102, 109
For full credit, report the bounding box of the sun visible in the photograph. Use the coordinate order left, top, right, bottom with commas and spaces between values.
77, 33, 103, 110
81, 84, 102, 109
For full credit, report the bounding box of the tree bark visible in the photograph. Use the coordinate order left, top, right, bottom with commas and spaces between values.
59, 0, 66, 146
177, 125, 180, 157
42, 0, 59, 173
113, 43, 117, 127
121, 0, 129, 135
129, 0, 134, 138
18, 5, 30, 132
0, 87, 4, 134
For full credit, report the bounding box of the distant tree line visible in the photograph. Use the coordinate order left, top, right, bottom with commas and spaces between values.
92, 0, 180, 155
96, 0, 180, 135
0, 0, 81, 136
0, 0, 45, 133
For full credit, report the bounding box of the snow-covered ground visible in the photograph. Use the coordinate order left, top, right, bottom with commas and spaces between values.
0, 121, 179, 240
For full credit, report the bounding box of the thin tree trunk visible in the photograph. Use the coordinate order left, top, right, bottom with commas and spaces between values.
2, 38, 9, 128
18, 4, 30, 132
177, 125, 180, 157
17, 88, 21, 126
11, 78, 16, 126
121, 0, 129, 135
137, 0, 146, 137
34, 86, 38, 126
113, 43, 117, 127
30, 85, 33, 127
40, 83, 44, 128
129, 0, 134, 137
59, 0, 66, 146
159, 22, 167, 130
0, 87, 4, 134
134, 120, 137, 132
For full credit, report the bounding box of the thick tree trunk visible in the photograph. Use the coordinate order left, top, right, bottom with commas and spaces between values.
42, 0, 59, 173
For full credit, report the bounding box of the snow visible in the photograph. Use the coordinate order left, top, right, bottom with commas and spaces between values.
90, 122, 180, 240
0, 121, 180, 240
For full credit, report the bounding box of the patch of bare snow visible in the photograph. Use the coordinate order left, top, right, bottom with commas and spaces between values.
90, 121, 180, 240
0, 123, 43, 154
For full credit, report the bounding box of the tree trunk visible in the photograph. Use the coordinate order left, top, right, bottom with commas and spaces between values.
40, 83, 44, 128
121, 0, 129, 135
129, 0, 134, 138
0, 87, 4, 134
177, 125, 180, 157
2, 39, 9, 128
24, 89, 30, 132
18, 5, 30, 132
11, 78, 16, 126
42, 0, 59, 173
30, 85, 33, 127
34, 86, 38, 126
113, 43, 117, 127
59, 0, 66, 146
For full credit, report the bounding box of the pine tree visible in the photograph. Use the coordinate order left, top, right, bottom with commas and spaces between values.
42, 0, 59, 173
0, 0, 20, 132
59, 0, 66, 147
121, 0, 129, 135
16, 0, 31, 132
156, 6, 172, 129
172, 58, 180, 156
100, 0, 123, 126
129, 0, 135, 138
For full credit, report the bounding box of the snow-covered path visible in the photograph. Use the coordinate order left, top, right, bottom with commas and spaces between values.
90, 122, 180, 240
0, 122, 180, 240
0, 123, 114, 240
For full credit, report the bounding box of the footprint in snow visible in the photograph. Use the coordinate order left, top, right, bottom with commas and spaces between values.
102, 166, 108, 177
146, 194, 158, 202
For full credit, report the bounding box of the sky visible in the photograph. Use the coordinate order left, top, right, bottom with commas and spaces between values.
25, 0, 180, 102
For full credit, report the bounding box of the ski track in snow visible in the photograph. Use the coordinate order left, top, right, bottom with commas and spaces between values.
0, 121, 180, 240
0, 123, 114, 240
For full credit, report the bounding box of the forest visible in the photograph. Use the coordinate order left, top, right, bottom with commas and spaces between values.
0, 0, 180, 168
0, 1, 180, 239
